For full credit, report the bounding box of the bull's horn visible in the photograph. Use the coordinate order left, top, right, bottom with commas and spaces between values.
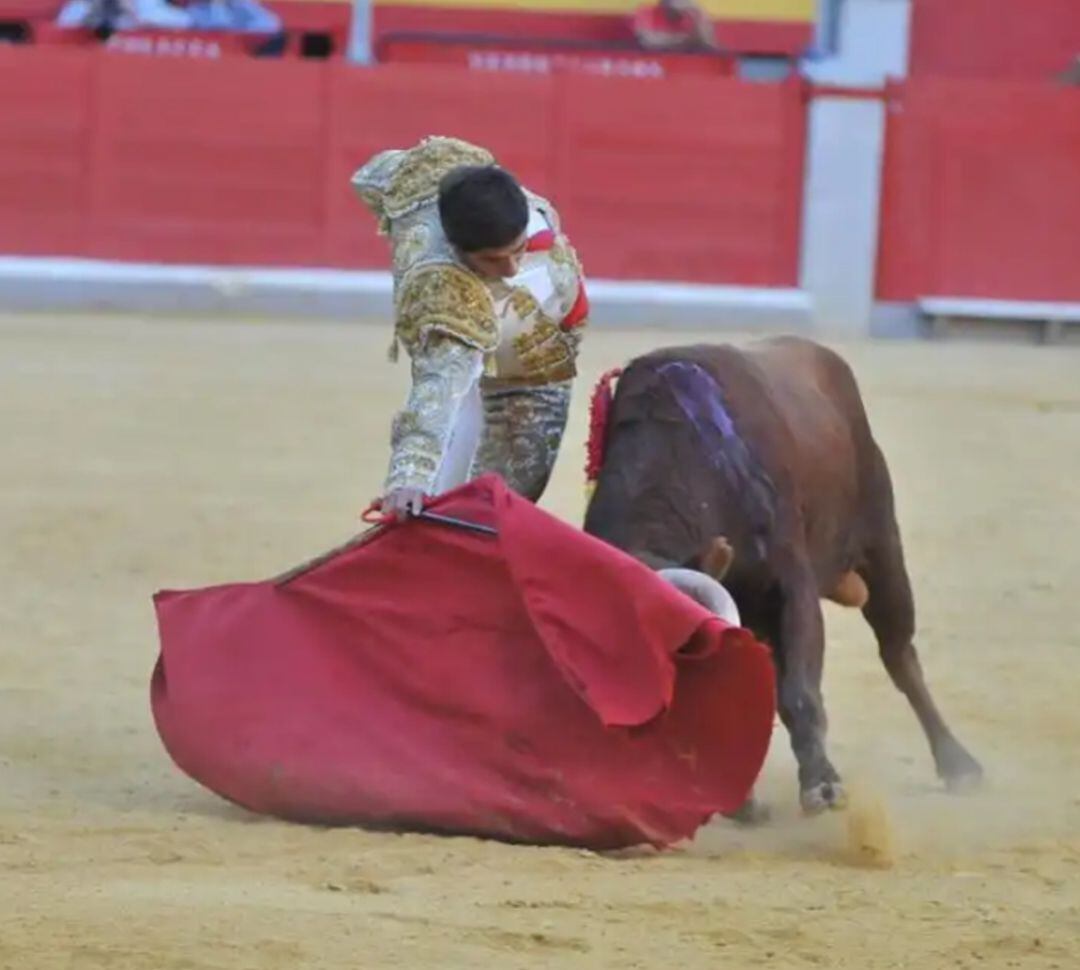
658, 567, 741, 626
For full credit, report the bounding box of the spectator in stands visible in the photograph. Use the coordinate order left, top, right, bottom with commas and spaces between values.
56, 0, 280, 33
187, 0, 281, 34
57, 0, 191, 31
632, 0, 720, 52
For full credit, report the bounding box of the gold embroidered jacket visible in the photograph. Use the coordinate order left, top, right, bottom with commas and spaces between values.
352, 135, 588, 493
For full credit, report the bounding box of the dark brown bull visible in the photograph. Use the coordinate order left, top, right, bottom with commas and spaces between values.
583, 337, 983, 815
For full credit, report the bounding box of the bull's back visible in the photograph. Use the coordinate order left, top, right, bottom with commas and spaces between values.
662, 338, 874, 576
740, 337, 868, 471
655, 337, 866, 476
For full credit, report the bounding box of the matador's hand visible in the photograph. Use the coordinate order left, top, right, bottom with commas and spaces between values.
380, 487, 426, 520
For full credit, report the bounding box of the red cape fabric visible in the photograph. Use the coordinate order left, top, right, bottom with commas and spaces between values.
151, 475, 775, 849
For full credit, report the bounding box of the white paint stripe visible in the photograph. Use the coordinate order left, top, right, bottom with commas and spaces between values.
919, 297, 1080, 320
0, 256, 810, 312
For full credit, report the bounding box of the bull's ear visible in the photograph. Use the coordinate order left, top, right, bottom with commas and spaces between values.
699, 536, 735, 581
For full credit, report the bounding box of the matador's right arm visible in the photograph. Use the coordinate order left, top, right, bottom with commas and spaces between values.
383, 264, 498, 494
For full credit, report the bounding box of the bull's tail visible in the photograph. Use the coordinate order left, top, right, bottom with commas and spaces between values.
585, 367, 624, 500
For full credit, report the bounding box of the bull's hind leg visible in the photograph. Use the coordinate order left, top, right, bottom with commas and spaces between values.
859, 530, 983, 790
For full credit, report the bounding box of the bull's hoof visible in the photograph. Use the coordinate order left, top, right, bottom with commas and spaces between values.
800, 781, 848, 815
723, 796, 772, 827
936, 739, 984, 792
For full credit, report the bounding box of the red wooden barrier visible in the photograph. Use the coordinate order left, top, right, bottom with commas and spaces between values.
89, 54, 328, 266
0, 47, 93, 256
909, 0, 1080, 82
0, 47, 807, 286
877, 79, 1080, 303
553, 75, 805, 285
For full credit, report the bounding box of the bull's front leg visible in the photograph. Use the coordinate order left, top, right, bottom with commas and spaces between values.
773, 572, 846, 814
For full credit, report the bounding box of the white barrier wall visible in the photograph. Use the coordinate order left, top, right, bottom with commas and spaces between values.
800, 0, 911, 336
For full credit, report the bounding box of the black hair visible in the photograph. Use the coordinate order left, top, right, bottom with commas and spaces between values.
438, 165, 529, 253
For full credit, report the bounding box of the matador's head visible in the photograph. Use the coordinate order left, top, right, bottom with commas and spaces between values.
439, 166, 529, 281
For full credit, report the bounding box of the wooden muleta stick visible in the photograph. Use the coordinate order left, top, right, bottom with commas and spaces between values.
272, 509, 497, 586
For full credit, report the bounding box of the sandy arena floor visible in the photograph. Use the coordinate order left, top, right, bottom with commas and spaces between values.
1, 312, 1078, 969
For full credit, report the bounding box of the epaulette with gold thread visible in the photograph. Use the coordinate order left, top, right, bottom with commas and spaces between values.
395, 263, 498, 355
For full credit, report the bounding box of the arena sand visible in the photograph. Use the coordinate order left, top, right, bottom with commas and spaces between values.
1, 313, 1078, 970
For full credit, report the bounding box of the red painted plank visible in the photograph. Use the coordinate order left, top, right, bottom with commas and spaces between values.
877, 79, 1080, 302
0, 47, 94, 256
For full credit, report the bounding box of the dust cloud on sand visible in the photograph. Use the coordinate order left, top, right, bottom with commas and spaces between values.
2, 313, 1078, 969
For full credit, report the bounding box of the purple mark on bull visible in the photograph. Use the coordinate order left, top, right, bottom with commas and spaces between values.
657, 360, 739, 445
656, 360, 776, 560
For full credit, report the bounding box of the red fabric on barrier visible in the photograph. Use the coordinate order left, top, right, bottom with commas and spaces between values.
0, 0, 59, 18
877, 80, 1080, 302
554, 75, 805, 285
30, 25, 98, 46
89, 55, 328, 266
909, 0, 1080, 82
0, 51, 806, 285
150, 475, 775, 849
0, 47, 92, 257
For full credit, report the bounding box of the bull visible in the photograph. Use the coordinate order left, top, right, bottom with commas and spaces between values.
583, 337, 983, 815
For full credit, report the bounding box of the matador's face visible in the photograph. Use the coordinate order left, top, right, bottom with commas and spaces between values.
460, 233, 529, 281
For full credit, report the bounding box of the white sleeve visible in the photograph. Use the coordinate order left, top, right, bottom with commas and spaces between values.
385, 334, 484, 493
